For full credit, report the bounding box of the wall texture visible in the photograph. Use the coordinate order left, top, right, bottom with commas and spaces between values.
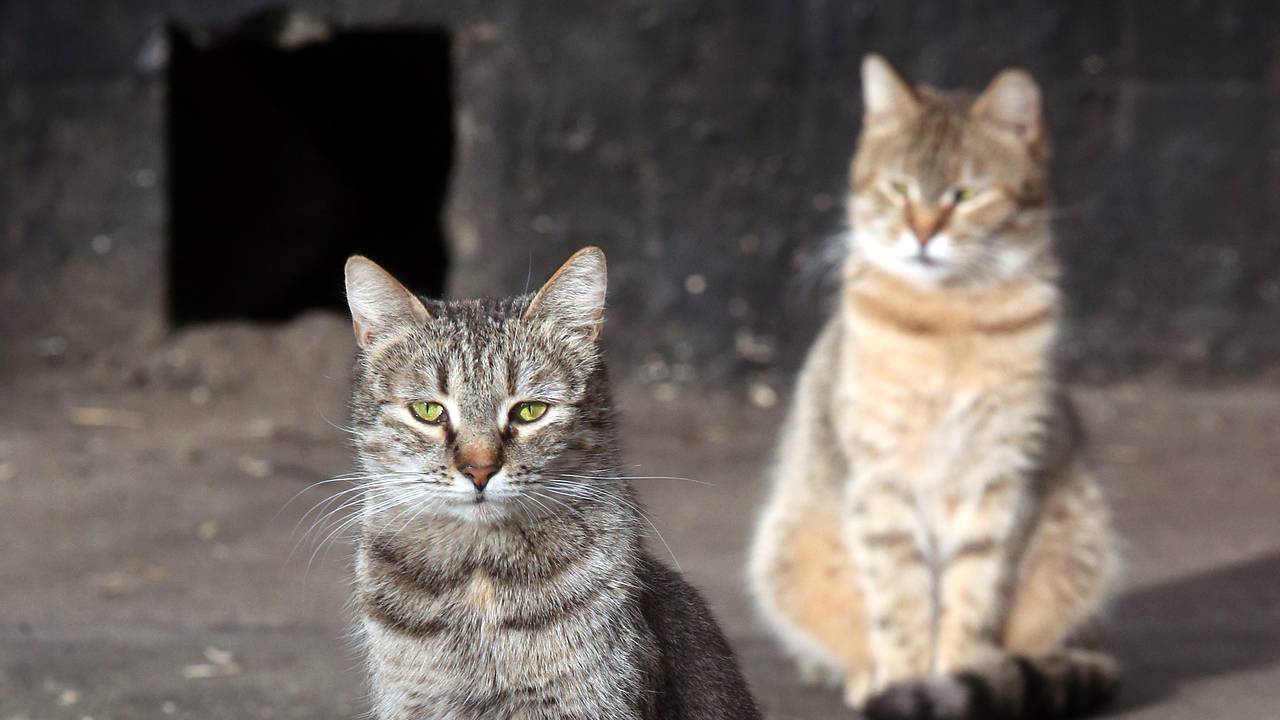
3, 1, 1278, 390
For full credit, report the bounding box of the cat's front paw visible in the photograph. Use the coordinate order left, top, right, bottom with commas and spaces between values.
842, 670, 876, 710
862, 676, 970, 720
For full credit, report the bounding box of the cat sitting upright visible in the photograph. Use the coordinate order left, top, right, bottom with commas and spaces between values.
343, 247, 761, 720
750, 55, 1121, 720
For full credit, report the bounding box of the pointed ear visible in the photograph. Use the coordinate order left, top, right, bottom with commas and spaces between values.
523, 247, 607, 342
344, 256, 431, 348
862, 53, 919, 124
972, 68, 1043, 144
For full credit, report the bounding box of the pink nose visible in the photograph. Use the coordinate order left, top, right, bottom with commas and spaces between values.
461, 463, 499, 490
913, 225, 939, 247
907, 205, 952, 248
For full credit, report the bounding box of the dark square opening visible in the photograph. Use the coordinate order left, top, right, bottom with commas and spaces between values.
167, 13, 452, 324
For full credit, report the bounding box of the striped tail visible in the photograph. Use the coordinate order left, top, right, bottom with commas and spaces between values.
863, 650, 1121, 720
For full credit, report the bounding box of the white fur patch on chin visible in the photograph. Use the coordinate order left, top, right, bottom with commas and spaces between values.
858, 232, 957, 288
443, 500, 504, 522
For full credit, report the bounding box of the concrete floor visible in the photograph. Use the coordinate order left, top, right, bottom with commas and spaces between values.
2, 317, 1278, 719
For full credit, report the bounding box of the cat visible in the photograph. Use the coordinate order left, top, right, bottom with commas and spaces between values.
342, 247, 761, 720
749, 55, 1121, 720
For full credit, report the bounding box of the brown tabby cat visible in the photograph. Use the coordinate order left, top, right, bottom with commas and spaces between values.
344, 248, 761, 719
749, 55, 1121, 720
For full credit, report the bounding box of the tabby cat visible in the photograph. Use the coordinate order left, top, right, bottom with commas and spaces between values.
343, 248, 761, 720
749, 55, 1120, 720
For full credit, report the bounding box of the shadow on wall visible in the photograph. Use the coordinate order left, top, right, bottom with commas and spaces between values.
1111, 552, 1280, 711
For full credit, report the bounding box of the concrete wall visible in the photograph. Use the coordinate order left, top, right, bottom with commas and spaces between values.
3, 1, 1278, 388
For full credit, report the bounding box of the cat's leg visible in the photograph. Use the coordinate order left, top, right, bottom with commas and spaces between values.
1004, 464, 1117, 654
848, 477, 934, 697
756, 506, 873, 695
860, 468, 1123, 720
750, 319, 875, 698
932, 473, 1029, 674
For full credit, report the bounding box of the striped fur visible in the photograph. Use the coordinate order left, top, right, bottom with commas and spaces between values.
749, 56, 1120, 719
345, 249, 760, 720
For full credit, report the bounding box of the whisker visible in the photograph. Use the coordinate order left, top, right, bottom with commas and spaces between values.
317, 412, 362, 438
290, 488, 402, 567
274, 474, 393, 522
305, 492, 410, 577
551, 473, 715, 487
518, 491, 559, 519
525, 489, 582, 518
292, 479, 420, 539
277, 470, 430, 521
539, 483, 682, 571
385, 489, 442, 538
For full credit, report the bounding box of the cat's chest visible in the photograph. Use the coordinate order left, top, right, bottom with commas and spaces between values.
358, 539, 644, 716
835, 325, 1048, 476
356, 536, 620, 629
858, 383, 999, 476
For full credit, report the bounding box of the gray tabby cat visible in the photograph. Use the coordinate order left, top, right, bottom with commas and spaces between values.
342, 247, 761, 720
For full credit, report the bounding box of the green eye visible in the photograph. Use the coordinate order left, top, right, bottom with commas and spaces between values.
953, 186, 974, 203
513, 401, 549, 423
891, 180, 910, 196
409, 400, 446, 424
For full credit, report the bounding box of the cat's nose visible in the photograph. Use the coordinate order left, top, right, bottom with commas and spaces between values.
461, 463, 500, 491
908, 206, 949, 247
911, 217, 940, 246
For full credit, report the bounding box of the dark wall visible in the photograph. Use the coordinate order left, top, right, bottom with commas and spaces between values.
166, 24, 453, 323
3, 1, 1278, 389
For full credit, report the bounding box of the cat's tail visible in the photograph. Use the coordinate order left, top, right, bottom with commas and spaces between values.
863, 649, 1120, 720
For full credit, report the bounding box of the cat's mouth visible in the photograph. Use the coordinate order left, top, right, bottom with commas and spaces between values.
911, 251, 940, 267
460, 488, 521, 507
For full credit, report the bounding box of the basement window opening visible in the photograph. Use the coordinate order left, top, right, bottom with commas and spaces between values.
166, 10, 452, 325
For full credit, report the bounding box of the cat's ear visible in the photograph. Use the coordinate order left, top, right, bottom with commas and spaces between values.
344, 256, 431, 348
972, 68, 1042, 144
861, 53, 919, 124
524, 246, 607, 342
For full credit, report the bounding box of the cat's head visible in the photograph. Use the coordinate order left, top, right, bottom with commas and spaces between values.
848, 54, 1052, 288
343, 247, 614, 523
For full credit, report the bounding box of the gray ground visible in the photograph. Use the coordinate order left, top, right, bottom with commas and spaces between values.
2, 316, 1278, 719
